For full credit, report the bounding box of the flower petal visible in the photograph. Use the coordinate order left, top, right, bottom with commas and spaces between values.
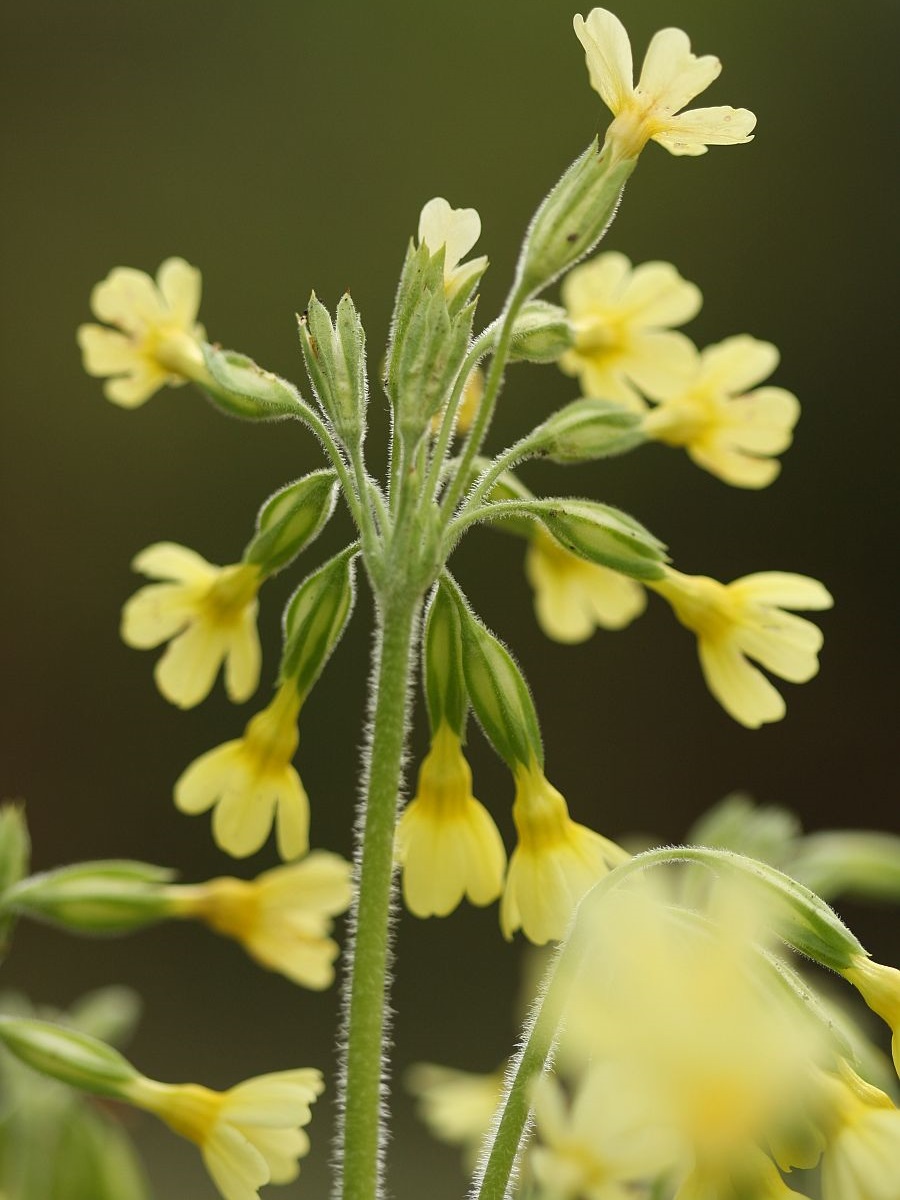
174, 743, 243, 815
77, 325, 139, 376
699, 335, 780, 395
224, 610, 262, 704
103, 367, 167, 408
120, 582, 194, 648
637, 27, 721, 113
274, 769, 310, 861
688, 441, 782, 489
574, 9, 634, 114
91, 267, 167, 331
202, 1124, 269, 1200
157, 257, 202, 327
619, 260, 703, 327
213, 777, 278, 859
730, 573, 833, 611
698, 638, 785, 728
723, 387, 800, 454
131, 541, 217, 583
653, 105, 756, 155
155, 622, 228, 708
561, 250, 632, 312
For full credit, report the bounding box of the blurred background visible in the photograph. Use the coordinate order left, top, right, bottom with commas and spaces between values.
1, 0, 898, 1195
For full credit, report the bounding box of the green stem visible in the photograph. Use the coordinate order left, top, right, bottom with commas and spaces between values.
337, 586, 421, 1200
422, 326, 495, 505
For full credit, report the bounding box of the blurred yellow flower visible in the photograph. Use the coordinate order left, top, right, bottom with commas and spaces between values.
573, 8, 756, 160
121, 542, 262, 709
174, 681, 308, 861
642, 335, 800, 488
525, 526, 645, 643
418, 197, 488, 299
559, 252, 701, 411
125, 1068, 323, 1200
500, 761, 627, 944
396, 723, 506, 918
77, 257, 207, 407
406, 1062, 503, 1170
844, 956, 900, 1077
171, 852, 353, 989
818, 1064, 900, 1200
650, 568, 832, 728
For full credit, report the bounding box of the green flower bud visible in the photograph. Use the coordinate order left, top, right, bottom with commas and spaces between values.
0, 1017, 138, 1099
0, 803, 30, 896
4, 861, 175, 935
530, 398, 645, 462
507, 301, 575, 363
535, 497, 667, 581
281, 547, 357, 699
243, 469, 338, 576
423, 581, 468, 737
298, 292, 367, 444
200, 344, 301, 420
790, 831, 900, 903
516, 140, 636, 298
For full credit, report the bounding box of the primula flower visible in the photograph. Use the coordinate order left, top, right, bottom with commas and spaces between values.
500, 761, 627, 944
418, 197, 488, 299
650, 568, 832, 728
170, 852, 353, 989
559, 252, 702, 411
121, 542, 262, 709
77, 257, 207, 407
125, 1068, 323, 1200
674, 1146, 806, 1200
844, 956, 900, 1077
396, 722, 506, 918
525, 526, 646, 643
573, 8, 756, 160
406, 1062, 503, 1170
175, 681, 308, 860
642, 335, 800, 488
817, 1065, 900, 1200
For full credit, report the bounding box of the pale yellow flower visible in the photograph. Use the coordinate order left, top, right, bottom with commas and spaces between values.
121, 542, 262, 709
125, 1068, 323, 1200
817, 1064, 900, 1200
170, 852, 353, 989
642, 336, 800, 488
674, 1146, 807, 1200
174, 681, 308, 861
525, 526, 646, 643
650, 568, 832, 728
559, 252, 701, 411
844, 956, 900, 1077
573, 8, 756, 160
500, 761, 627, 944
406, 1062, 503, 1170
77, 257, 207, 407
396, 723, 506, 918
418, 197, 488, 299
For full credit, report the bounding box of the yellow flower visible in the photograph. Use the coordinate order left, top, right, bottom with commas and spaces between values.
396, 723, 506, 918
125, 1068, 323, 1200
642, 336, 800, 488
817, 1064, 900, 1200
674, 1146, 807, 1200
500, 761, 627, 944
174, 681, 308, 860
406, 1062, 503, 1169
844, 956, 900, 1077
573, 8, 756, 160
525, 526, 646, 643
121, 542, 262, 709
77, 257, 207, 407
418, 197, 488, 299
650, 568, 832, 728
170, 852, 353, 989
559, 252, 701, 411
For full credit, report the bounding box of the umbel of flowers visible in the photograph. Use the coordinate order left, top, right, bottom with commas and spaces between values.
0, 8, 894, 1200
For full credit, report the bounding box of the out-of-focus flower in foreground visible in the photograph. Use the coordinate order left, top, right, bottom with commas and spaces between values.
574, 8, 756, 160
77, 258, 207, 407
121, 543, 262, 709
175, 681, 308, 860
643, 335, 800, 488
525, 526, 646, 643
418, 197, 488, 299
650, 568, 833, 728
406, 1062, 503, 1171
559, 252, 701, 411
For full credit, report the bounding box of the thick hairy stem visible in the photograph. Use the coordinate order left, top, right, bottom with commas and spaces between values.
336, 589, 420, 1200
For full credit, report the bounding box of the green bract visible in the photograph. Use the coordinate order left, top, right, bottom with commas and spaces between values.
244, 469, 339, 576
2, 861, 174, 935
0, 1018, 138, 1099
281, 547, 357, 698
298, 292, 368, 445
200, 344, 301, 419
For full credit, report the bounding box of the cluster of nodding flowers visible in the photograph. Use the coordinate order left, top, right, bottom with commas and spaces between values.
0, 10, 897, 1200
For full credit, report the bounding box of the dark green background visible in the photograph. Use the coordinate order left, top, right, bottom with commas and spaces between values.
2, 2, 898, 1196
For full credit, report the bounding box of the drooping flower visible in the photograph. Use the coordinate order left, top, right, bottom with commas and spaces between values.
573, 8, 757, 160
169, 852, 353, 989
396, 722, 506, 918
77, 257, 208, 407
418, 197, 488, 299
642, 335, 800, 488
124, 1068, 323, 1200
525, 526, 646, 643
500, 760, 627, 944
817, 1064, 900, 1200
650, 568, 833, 728
843, 956, 900, 1077
559, 252, 701, 411
406, 1062, 503, 1170
174, 681, 308, 860
121, 542, 262, 709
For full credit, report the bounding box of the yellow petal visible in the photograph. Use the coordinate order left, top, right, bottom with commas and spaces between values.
157, 257, 202, 327
155, 622, 229, 709
76, 324, 139, 376
273, 770, 310, 862
637, 27, 721, 112
213, 776, 278, 859
653, 105, 756, 155
698, 638, 785, 728
618, 260, 703, 327
174, 742, 243, 815
699, 335, 779, 394
730, 573, 833, 611
224, 613, 262, 704
103, 367, 167, 408
120, 582, 193, 648
202, 1124, 269, 1200
91, 267, 167, 331
132, 541, 217, 583
573, 9, 634, 114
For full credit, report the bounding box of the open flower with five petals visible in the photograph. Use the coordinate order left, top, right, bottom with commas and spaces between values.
396, 722, 506, 918
418, 197, 488, 299
174, 681, 308, 860
642, 335, 800, 488
559, 252, 701, 411
816, 1064, 900, 1200
574, 8, 756, 160
121, 542, 262, 709
77, 257, 208, 407
650, 568, 833, 728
